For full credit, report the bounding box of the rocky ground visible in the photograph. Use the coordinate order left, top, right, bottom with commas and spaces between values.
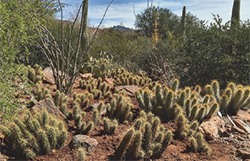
1, 68, 250, 161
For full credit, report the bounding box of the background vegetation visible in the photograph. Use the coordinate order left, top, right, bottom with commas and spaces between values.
0, 0, 249, 122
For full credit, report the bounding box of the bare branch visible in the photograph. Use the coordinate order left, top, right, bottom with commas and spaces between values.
87, 0, 114, 50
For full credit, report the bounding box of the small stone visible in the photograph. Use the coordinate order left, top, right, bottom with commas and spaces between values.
115, 85, 139, 97
69, 135, 98, 153
231, 126, 246, 135
233, 119, 250, 134
199, 116, 225, 140
236, 149, 250, 159
79, 73, 92, 80
0, 132, 5, 144
86, 103, 106, 115
237, 136, 245, 141
0, 154, 7, 161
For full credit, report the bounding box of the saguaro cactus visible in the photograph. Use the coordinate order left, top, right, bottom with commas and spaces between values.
180, 6, 186, 40
231, 0, 241, 26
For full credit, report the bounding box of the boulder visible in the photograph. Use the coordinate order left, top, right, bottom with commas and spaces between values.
69, 135, 98, 153
42, 67, 56, 85
31, 98, 66, 120
115, 85, 139, 97
199, 116, 225, 140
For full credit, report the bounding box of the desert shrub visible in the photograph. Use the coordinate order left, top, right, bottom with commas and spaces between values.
176, 16, 250, 88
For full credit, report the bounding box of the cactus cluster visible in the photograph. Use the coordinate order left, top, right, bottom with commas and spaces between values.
106, 93, 134, 123
173, 106, 211, 155
135, 79, 220, 122
189, 132, 211, 155
0, 110, 67, 158
71, 100, 93, 135
174, 105, 199, 139
80, 58, 111, 79
110, 67, 155, 89
35, 84, 52, 101
92, 101, 106, 125
79, 77, 112, 100
54, 90, 68, 108
103, 117, 118, 135
27, 64, 45, 85
115, 111, 174, 159
205, 80, 250, 115
73, 92, 93, 109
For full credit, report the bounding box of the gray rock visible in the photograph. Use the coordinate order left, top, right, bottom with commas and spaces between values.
199, 116, 225, 140
31, 98, 66, 120
69, 135, 98, 153
115, 85, 139, 97
86, 103, 106, 116
42, 67, 55, 85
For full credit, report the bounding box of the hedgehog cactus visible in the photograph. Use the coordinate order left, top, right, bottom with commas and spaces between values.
211, 80, 220, 101
171, 79, 179, 93
0, 110, 67, 158
103, 118, 118, 135
131, 131, 143, 159
106, 94, 133, 123
115, 128, 135, 159
77, 147, 86, 161
27, 64, 44, 84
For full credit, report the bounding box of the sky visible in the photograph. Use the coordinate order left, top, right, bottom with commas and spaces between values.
56, 0, 250, 29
